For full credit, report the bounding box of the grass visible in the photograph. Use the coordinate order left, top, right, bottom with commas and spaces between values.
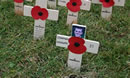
0, 0, 130, 77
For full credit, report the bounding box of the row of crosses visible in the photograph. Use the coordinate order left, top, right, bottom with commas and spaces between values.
11, 0, 125, 71
14, 0, 126, 20
14, 0, 91, 40
18, 0, 100, 71
0, 0, 126, 74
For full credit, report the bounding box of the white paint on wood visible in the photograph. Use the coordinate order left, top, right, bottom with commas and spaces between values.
48, 9, 59, 21
65, 0, 91, 25
67, 10, 78, 25
67, 39, 100, 71
24, 5, 32, 17
91, 0, 101, 4
68, 52, 83, 71
56, 34, 100, 54
58, 0, 91, 25
24, 0, 59, 40
101, 6, 112, 20
3, 0, 32, 2
84, 39, 100, 54
80, 0, 91, 11
35, 0, 47, 8
56, 32, 100, 71
58, 0, 91, 11
92, 0, 125, 6
114, 0, 125, 6
56, 34, 69, 48
26, 0, 32, 2
24, 6, 59, 21
58, 0, 69, 6
92, 0, 125, 20
14, 2, 23, 15
24, 5, 46, 39
48, 0, 56, 8
34, 20, 46, 39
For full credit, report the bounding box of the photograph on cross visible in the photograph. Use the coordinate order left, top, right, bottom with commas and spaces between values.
72, 24, 86, 38
0, 0, 129, 77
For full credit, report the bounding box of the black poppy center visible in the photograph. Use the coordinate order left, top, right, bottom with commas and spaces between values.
74, 42, 80, 47
38, 12, 43, 16
105, 0, 110, 2
72, 2, 77, 6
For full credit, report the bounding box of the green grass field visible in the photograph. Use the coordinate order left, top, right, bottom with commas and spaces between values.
0, 0, 130, 77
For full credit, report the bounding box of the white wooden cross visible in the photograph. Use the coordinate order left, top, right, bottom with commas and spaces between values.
92, 0, 125, 20
56, 24, 100, 71
24, 0, 59, 40
48, 0, 56, 8
58, 0, 91, 25
26, 0, 32, 2
14, 0, 32, 15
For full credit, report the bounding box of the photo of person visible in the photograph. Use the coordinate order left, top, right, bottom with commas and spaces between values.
72, 24, 86, 38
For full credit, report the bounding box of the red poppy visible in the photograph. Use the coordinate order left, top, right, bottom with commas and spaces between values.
66, 0, 82, 12
14, 0, 23, 3
31, 6, 48, 20
68, 37, 87, 54
100, 0, 115, 8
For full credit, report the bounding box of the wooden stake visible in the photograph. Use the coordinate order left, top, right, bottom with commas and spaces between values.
67, 10, 78, 25
48, 0, 56, 8
14, 2, 23, 15
101, 6, 112, 20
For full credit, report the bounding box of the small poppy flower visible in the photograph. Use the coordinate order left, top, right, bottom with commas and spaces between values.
66, 0, 82, 12
14, 0, 23, 3
68, 37, 87, 54
100, 0, 115, 8
31, 6, 48, 20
